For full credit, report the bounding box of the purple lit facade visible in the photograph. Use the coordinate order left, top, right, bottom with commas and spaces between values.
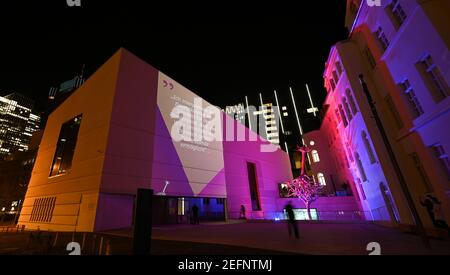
307, 0, 449, 230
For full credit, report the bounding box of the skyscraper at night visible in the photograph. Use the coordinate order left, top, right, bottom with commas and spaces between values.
0, 93, 40, 160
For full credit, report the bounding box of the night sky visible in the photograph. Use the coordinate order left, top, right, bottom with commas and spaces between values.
0, 1, 348, 132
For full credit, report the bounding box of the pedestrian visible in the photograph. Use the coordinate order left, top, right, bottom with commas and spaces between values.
421, 194, 450, 234
191, 204, 199, 225
285, 201, 299, 239
239, 205, 246, 219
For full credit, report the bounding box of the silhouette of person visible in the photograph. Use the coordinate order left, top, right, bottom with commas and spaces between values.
421, 195, 450, 234
191, 204, 199, 225
239, 205, 246, 219
285, 201, 299, 239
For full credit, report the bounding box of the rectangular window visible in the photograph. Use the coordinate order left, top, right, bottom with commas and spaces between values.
364, 47, 377, 69
386, 0, 407, 28
399, 79, 424, 118
384, 95, 404, 129
203, 198, 210, 205
49, 115, 82, 177
431, 144, 450, 181
417, 55, 449, 102
247, 162, 262, 211
336, 61, 343, 76
411, 153, 433, 193
332, 71, 340, 84
375, 27, 390, 51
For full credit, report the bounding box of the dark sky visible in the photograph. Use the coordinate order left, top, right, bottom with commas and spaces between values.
0, 1, 348, 132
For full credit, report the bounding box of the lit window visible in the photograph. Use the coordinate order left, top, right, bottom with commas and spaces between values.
355, 153, 368, 182
375, 27, 390, 51
309, 141, 315, 146
317, 173, 326, 186
399, 79, 424, 118
283, 112, 288, 117
342, 97, 353, 122
431, 144, 450, 180
336, 61, 343, 76
418, 55, 449, 102
362, 131, 377, 164
312, 150, 320, 163
346, 89, 358, 115
387, 0, 407, 28
49, 115, 82, 177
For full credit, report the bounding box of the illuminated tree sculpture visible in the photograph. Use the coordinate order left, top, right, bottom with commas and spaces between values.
285, 145, 323, 220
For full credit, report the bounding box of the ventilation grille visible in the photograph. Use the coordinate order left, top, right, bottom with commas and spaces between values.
30, 197, 56, 223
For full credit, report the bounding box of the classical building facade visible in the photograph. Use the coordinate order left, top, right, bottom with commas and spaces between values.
308, 0, 449, 230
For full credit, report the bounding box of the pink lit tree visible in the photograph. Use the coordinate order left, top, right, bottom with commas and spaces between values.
285, 145, 323, 220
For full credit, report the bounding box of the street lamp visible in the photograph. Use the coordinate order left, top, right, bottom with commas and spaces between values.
358, 74, 429, 248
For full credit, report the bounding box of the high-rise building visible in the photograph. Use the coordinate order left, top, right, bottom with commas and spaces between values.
306, 0, 450, 232
0, 93, 40, 160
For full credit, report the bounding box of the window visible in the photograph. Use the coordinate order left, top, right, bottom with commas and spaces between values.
339, 104, 349, 127
279, 183, 290, 198
411, 153, 433, 193
355, 153, 368, 182
335, 108, 342, 123
336, 61, 343, 76
317, 173, 327, 186
362, 131, 377, 164
417, 55, 449, 102
399, 79, 424, 118
431, 144, 450, 180
364, 47, 377, 69
216, 198, 225, 205
332, 71, 340, 84
49, 115, 82, 177
346, 89, 358, 115
347, 147, 354, 163
330, 78, 336, 91
312, 150, 320, 163
386, 0, 407, 28
203, 198, 210, 205
384, 95, 404, 129
342, 97, 353, 122
375, 27, 390, 51
247, 162, 262, 211
358, 180, 367, 201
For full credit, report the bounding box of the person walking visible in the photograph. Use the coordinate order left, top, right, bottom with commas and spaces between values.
191, 204, 199, 225
285, 201, 299, 239
239, 205, 246, 219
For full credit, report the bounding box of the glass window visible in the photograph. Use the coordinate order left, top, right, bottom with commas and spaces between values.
49, 115, 82, 177
418, 55, 449, 102
312, 150, 320, 163
317, 173, 326, 186
343, 97, 353, 122
387, 0, 407, 28
399, 79, 424, 118
375, 27, 390, 51
362, 131, 377, 164
346, 89, 359, 115
355, 153, 368, 182
339, 104, 349, 127
431, 144, 450, 181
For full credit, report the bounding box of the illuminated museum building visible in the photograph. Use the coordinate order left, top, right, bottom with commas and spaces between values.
18, 49, 361, 232
0, 93, 41, 160
306, 0, 450, 228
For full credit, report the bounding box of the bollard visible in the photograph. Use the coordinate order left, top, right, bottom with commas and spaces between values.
98, 236, 104, 255
81, 233, 86, 250
52, 232, 59, 248
104, 239, 111, 255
